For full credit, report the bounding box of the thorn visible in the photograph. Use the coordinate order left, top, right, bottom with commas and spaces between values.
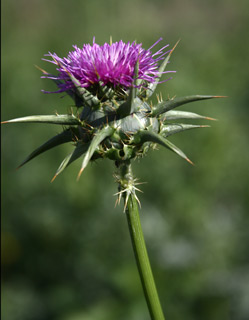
51, 174, 58, 183
134, 186, 143, 193
51, 55, 60, 66
124, 194, 129, 212
52, 57, 71, 77
134, 193, 142, 208
114, 193, 122, 208
205, 116, 217, 121
85, 122, 94, 129
212, 95, 228, 98
169, 39, 180, 57
186, 157, 194, 166
77, 168, 84, 181
16, 164, 23, 170
34, 64, 49, 74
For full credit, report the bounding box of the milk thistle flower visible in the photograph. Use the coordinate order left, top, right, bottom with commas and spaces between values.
42, 38, 173, 94
2, 38, 223, 320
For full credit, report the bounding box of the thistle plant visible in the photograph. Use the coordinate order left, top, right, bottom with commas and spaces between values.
2, 38, 223, 320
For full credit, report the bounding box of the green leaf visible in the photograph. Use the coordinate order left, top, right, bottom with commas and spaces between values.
2, 114, 82, 125
133, 129, 193, 164
48, 59, 100, 108
36, 65, 81, 105
151, 95, 224, 117
146, 42, 178, 98
160, 123, 209, 137
78, 126, 115, 179
67, 73, 100, 108
18, 128, 77, 168
35, 65, 64, 88
51, 141, 90, 181
98, 81, 115, 100
160, 110, 216, 121
52, 153, 74, 181
117, 60, 139, 117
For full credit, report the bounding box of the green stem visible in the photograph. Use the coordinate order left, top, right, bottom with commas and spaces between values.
117, 161, 165, 320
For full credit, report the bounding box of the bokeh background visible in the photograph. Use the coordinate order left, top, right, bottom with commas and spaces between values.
1, 0, 249, 319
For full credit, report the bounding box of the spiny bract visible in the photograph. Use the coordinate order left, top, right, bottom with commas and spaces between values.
3, 38, 222, 181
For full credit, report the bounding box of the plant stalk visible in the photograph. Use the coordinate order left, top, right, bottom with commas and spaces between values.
117, 161, 165, 320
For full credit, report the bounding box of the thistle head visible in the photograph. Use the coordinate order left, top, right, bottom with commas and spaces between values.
2, 38, 223, 182
42, 38, 173, 102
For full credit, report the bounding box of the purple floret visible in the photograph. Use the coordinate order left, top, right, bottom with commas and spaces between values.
42, 38, 175, 94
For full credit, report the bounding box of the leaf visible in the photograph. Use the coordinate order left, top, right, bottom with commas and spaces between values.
98, 81, 115, 100
51, 153, 74, 181
46, 58, 100, 108
18, 128, 77, 168
151, 95, 225, 117
2, 114, 82, 125
66, 73, 100, 108
160, 110, 216, 121
134, 129, 193, 164
146, 41, 179, 98
77, 126, 115, 179
160, 123, 209, 137
51, 141, 90, 181
35, 65, 64, 88
36, 65, 80, 105
117, 60, 139, 117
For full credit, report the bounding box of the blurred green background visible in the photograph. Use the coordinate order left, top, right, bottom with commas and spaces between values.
1, 0, 249, 319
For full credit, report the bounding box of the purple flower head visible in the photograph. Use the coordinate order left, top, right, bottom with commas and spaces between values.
42, 38, 175, 96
